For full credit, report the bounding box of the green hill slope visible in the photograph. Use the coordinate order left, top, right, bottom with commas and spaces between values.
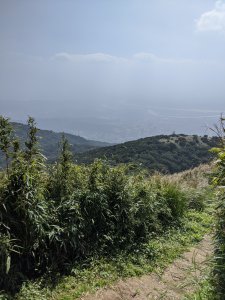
75, 134, 219, 174
1, 122, 218, 174
0, 122, 110, 166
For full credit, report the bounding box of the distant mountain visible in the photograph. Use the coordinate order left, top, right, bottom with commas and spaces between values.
75, 134, 219, 174
9, 122, 111, 162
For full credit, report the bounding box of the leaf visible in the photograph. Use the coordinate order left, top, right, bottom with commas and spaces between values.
219, 152, 225, 159
210, 147, 222, 153
6, 255, 11, 274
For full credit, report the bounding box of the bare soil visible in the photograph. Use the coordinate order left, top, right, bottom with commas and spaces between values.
81, 235, 213, 300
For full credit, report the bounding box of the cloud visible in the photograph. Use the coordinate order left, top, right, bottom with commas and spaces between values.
196, 1, 225, 32
53, 52, 207, 67
53, 52, 127, 64
133, 52, 157, 61
54, 52, 158, 65
133, 52, 196, 65
166, 115, 220, 119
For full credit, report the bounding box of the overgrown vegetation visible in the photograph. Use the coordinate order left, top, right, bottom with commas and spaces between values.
210, 118, 225, 299
0, 116, 215, 299
15, 210, 213, 300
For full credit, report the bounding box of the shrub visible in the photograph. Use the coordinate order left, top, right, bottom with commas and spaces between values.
130, 174, 162, 242
0, 117, 49, 292
148, 175, 187, 225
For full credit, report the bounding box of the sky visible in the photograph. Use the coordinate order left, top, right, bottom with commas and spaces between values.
0, 0, 225, 142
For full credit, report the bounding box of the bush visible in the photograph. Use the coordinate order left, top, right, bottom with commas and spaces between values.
147, 176, 188, 225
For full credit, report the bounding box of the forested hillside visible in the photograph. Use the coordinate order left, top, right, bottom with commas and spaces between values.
1, 122, 219, 174
0, 122, 110, 167
76, 134, 219, 174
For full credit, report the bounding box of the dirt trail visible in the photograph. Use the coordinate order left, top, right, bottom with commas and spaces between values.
81, 235, 213, 300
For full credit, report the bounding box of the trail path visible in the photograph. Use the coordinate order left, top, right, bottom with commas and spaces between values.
81, 235, 212, 300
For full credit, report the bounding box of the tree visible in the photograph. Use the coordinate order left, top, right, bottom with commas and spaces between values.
0, 116, 14, 176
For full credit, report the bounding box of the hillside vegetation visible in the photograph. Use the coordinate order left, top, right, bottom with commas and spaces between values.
0, 122, 218, 175
76, 134, 219, 174
0, 116, 215, 299
0, 122, 110, 167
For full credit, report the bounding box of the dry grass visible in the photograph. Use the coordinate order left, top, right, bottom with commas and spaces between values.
165, 164, 212, 189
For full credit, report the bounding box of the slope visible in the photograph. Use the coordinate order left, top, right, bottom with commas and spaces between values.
12, 122, 110, 160
76, 134, 219, 174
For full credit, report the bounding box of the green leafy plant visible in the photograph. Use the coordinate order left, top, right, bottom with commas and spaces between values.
0, 116, 49, 292
0, 116, 14, 176
210, 117, 225, 299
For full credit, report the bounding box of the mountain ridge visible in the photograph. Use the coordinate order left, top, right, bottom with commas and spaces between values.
0, 122, 111, 165
0, 122, 219, 174
75, 133, 219, 174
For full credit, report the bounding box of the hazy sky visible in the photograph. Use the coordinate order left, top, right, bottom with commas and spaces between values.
0, 0, 225, 141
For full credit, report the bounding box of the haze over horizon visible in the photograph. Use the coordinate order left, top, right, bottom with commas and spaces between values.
1, 0, 225, 142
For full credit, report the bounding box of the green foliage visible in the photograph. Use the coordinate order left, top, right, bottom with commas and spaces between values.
0, 116, 14, 175
0, 115, 212, 296
15, 281, 48, 300
211, 118, 225, 299
149, 176, 188, 224
186, 189, 208, 211
184, 277, 216, 300
0, 117, 49, 291
76, 134, 219, 174
14, 209, 212, 300
8, 121, 110, 163
1, 122, 218, 175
